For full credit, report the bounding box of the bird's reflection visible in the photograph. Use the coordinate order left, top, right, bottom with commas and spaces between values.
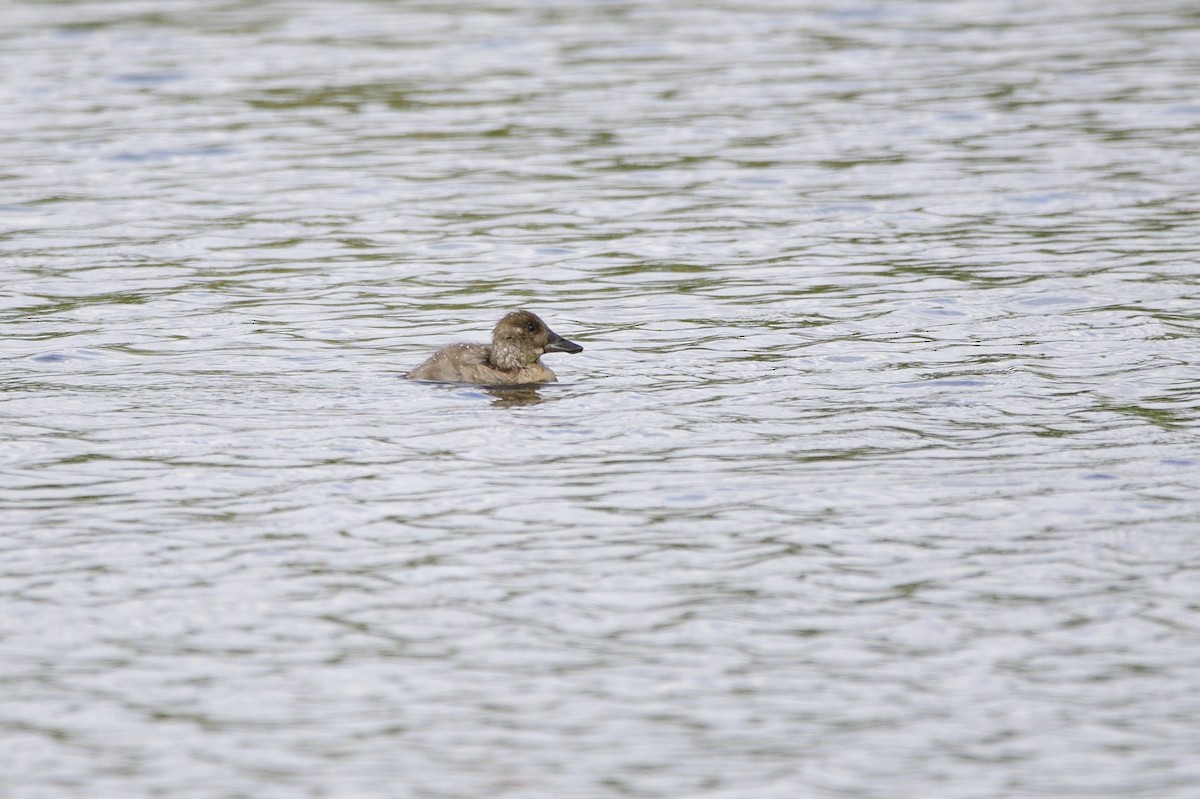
483, 385, 545, 407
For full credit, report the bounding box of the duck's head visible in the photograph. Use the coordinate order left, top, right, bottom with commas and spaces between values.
490, 310, 583, 371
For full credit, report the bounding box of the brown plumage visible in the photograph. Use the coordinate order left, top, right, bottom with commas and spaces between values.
404, 310, 583, 385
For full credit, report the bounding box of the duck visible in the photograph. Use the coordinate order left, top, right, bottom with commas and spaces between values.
404, 310, 583, 385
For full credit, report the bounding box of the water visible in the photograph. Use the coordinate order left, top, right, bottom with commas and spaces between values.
3, 1, 1200, 797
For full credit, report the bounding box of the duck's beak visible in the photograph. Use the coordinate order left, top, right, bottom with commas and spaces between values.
544, 329, 583, 354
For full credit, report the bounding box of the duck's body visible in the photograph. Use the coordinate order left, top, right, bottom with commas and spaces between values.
404, 310, 582, 385
404, 342, 562, 384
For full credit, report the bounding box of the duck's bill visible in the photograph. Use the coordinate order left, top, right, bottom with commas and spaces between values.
545, 331, 583, 354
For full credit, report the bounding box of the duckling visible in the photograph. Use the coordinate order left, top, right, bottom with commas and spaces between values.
404, 310, 583, 385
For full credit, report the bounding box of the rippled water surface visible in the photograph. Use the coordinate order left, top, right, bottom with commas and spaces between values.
4, 1, 1200, 797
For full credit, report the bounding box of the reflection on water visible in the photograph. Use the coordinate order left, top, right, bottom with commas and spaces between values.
413, 382, 551, 407
3, 1, 1200, 797
482, 385, 547, 408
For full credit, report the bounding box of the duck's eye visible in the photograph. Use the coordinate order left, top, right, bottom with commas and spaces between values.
526, 322, 538, 333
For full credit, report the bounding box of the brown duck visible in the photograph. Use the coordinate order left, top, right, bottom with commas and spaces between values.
404, 310, 583, 385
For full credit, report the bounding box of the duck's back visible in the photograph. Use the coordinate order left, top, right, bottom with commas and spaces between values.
404, 343, 489, 382
404, 343, 557, 384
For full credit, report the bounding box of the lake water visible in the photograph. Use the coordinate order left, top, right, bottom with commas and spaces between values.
3, 1, 1200, 797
